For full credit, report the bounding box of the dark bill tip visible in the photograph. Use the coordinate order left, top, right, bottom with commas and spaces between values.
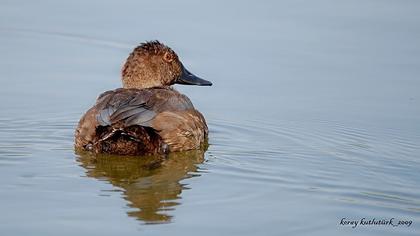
176, 64, 212, 86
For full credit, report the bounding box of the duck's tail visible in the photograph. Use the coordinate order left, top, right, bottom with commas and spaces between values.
92, 125, 168, 156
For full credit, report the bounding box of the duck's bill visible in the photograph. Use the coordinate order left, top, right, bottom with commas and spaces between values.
176, 65, 212, 86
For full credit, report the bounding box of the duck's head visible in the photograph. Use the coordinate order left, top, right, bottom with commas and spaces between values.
122, 40, 212, 89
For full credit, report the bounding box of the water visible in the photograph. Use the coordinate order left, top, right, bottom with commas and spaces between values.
1, 0, 420, 235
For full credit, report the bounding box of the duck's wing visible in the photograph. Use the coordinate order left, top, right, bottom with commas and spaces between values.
95, 88, 157, 127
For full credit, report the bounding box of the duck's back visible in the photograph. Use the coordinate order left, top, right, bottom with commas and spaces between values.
75, 87, 208, 155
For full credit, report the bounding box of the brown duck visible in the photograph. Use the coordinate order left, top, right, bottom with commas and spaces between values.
75, 41, 212, 156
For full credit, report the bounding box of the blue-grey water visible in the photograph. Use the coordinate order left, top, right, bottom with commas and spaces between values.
1, 1, 419, 235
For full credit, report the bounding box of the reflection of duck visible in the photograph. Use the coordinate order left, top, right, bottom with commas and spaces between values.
75, 41, 212, 156
76, 149, 206, 223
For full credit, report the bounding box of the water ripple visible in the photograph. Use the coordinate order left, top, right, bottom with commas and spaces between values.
207, 117, 420, 214
0, 114, 77, 163
0, 27, 131, 50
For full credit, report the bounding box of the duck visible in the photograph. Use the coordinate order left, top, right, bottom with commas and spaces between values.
74, 41, 212, 156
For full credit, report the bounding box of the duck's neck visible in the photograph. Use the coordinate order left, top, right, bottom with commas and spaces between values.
122, 83, 174, 90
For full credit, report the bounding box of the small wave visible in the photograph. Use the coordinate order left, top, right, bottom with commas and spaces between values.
0, 113, 77, 161
206, 117, 420, 213
0, 27, 132, 50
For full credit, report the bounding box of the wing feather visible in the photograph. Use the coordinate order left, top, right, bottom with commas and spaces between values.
93, 88, 193, 128
94, 89, 156, 128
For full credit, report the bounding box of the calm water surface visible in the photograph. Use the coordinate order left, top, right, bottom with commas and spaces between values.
1, 1, 419, 235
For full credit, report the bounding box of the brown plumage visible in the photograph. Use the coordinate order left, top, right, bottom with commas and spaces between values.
75, 41, 212, 156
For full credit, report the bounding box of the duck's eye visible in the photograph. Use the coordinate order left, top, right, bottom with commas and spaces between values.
163, 52, 174, 63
